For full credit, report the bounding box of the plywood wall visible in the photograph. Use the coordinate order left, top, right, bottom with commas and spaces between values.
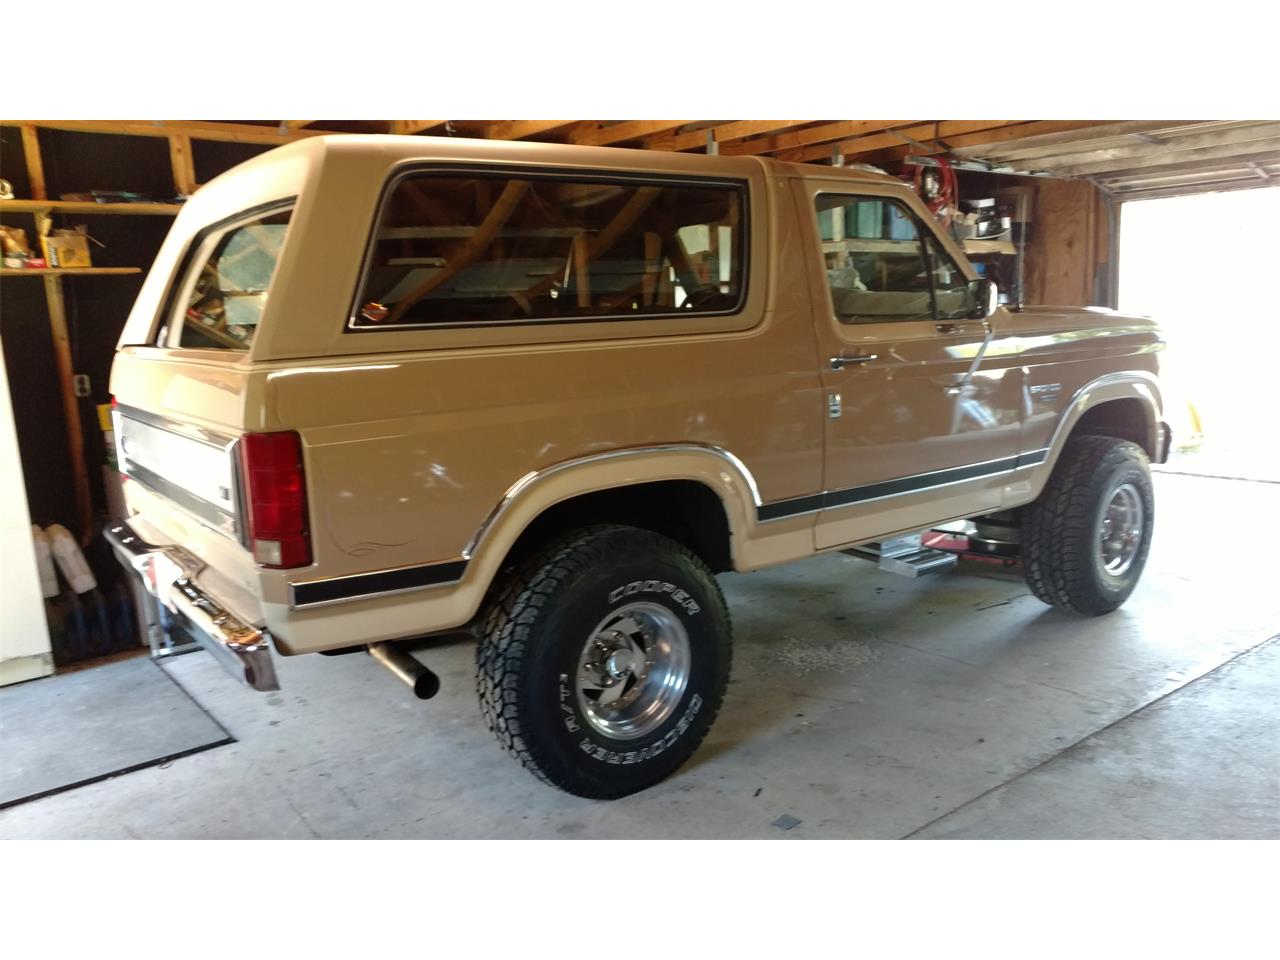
1023, 178, 1116, 308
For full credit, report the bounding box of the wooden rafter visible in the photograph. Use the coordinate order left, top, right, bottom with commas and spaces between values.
643, 121, 812, 153
787, 120, 1041, 164
854, 121, 1120, 166
724, 120, 917, 157
571, 121, 690, 147
953, 121, 1216, 162
282, 120, 317, 129
481, 120, 578, 140
390, 120, 449, 135
8, 119, 330, 145
1012, 123, 1280, 173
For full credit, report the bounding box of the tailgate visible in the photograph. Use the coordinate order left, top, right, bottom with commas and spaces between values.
114, 405, 244, 543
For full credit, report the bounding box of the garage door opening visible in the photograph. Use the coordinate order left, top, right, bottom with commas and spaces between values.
1119, 187, 1280, 482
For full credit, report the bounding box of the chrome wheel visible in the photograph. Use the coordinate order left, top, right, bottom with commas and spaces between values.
1099, 482, 1145, 576
575, 601, 691, 741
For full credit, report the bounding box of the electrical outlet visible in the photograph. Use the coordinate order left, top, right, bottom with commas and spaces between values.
73, 374, 91, 397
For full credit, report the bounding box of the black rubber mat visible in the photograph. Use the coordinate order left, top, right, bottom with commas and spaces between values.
0, 656, 232, 809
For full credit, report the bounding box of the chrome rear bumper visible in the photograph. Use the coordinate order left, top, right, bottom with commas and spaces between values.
105, 519, 279, 692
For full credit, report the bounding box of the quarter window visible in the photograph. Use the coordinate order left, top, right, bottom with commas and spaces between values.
352, 173, 745, 328
175, 208, 292, 350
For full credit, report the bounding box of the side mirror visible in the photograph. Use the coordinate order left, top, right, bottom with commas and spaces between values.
969, 278, 998, 320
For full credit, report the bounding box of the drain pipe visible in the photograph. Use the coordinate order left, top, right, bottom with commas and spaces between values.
368, 642, 440, 700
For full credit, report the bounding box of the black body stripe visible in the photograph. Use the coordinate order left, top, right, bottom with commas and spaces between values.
291, 560, 467, 607
757, 492, 826, 522
757, 448, 1052, 523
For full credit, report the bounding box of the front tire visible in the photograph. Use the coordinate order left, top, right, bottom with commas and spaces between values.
1022, 435, 1155, 615
476, 525, 732, 799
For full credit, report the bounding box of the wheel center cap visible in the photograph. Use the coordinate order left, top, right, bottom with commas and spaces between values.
604, 650, 635, 679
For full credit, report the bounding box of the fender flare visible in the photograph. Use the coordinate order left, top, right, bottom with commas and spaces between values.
1034, 371, 1164, 491
462, 443, 762, 588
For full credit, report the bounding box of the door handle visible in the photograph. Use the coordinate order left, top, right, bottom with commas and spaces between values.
830, 353, 878, 370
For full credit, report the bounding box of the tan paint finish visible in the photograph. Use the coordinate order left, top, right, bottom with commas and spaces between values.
110, 135, 1167, 657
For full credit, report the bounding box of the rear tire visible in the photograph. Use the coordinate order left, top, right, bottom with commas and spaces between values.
1022, 435, 1154, 615
476, 524, 732, 799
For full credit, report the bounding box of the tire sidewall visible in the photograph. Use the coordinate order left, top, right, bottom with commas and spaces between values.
1085, 454, 1155, 605
521, 536, 729, 794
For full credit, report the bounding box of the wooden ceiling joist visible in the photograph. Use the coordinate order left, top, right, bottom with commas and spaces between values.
480, 120, 578, 140
785, 120, 1018, 164
953, 121, 1218, 163
842, 120, 1125, 167
570, 121, 691, 147
994, 123, 1280, 173
724, 120, 918, 157
1050, 136, 1280, 178
8, 119, 330, 145
390, 120, 449, 135
643, 121, 812, 153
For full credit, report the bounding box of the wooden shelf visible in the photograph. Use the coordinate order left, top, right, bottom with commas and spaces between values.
962, 238, 1017, 256
822, 238, 917, 254
0, 199, 181, 216
1, 267, 142, 277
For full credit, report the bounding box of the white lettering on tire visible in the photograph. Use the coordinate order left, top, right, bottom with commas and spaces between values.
576, 694, 703, 764
607, 580, 701, 615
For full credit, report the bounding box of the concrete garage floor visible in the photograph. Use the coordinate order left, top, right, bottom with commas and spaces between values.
2, 472, 1277, 839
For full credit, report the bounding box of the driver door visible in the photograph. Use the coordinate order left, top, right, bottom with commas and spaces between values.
792, 179, 1024, 550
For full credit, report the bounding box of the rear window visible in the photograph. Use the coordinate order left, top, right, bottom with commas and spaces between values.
175, 208, 292, 350
351, 172, 746, 329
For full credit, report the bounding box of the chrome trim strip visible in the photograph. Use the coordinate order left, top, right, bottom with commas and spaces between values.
1043, 370, 1161, 460
464, 442, 764, 560
124, 461, 239, 540
105, 519, 278, 692
344, 162, 751, 334
114, 402, 236, 449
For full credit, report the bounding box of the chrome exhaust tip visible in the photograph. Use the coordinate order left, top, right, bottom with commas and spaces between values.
367, 642, 440, 700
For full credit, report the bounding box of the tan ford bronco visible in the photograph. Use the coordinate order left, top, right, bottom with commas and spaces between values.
106, 135, 1170, 798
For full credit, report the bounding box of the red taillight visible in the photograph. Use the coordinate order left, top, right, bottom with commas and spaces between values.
240, 431, 312, 569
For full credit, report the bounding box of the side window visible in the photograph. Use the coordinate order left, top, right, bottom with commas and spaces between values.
815, 195, 933, 323
174, 208, 292, 350
351, 173, 746, 329
924, 235, 976, 320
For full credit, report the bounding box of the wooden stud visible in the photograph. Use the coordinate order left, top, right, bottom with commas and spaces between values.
20, 125, 47, 200
42, 275, 93, 543
168, 134, 197, 196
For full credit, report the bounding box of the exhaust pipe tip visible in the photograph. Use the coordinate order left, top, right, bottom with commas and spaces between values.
368, 641, 440, 700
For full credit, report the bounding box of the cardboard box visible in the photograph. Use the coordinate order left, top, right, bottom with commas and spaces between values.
42, 231, 93, 268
